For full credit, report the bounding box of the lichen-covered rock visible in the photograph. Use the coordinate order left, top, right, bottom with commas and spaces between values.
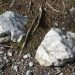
35, 28, 75, 66
0, 11, 28, 43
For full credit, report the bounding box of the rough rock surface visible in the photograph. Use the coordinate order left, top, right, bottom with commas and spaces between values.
35, 28, 75, 66
0, 11, 27, 43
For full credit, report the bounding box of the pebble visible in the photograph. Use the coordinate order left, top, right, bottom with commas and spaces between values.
0, 64, 4, 69
12, 65, 18, 72
54, 22, 58, 27
70, 72, 75, 75
0, 47, 4, 50
25, 70, 33, 75
16, 62, 21, 65
8, 51, 12, 57
0, 58, 2, 62
12, 58, 15, 62
62, 27, 65, 31
21, 59, 24, 62
23, 53, 31, 59
70, 7, 75, 14
0, 51, 4, 54
28, 61, 33, 67
59, 73, 63, 75
3, 55, 9, 63
3, 56, 7, 60
0, 72, 3, 75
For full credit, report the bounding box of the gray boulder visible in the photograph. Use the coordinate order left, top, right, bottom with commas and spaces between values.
0, 11, 28, 43
35, 28, 75, 66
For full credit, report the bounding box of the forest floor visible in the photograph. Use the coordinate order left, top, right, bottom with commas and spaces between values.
0, 0, 75, 75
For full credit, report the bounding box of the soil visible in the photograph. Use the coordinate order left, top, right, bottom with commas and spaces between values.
0, 0, 75, 75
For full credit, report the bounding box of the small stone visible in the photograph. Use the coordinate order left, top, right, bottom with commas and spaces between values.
28, 61, 33, 67
62, 27, 65, 31
12, 58, 14, 62
0, 58, 2, 62
23, 55, 27, 59
3, 56, 7, 60
8, 51, 12, 56
3, 55, 9, 63
0, 47, 4, 50
27, 53, 31, 58
0, 64, 4, 69
70, 72, 75, 75
16, 62, 21, 65
0, 51, 4, 54
54, 22, 58, 27
0, 72, 3, 75
21, 59, 24, 62
12, 65, 18, 72
25, 70, 33, 75
48, 72, 51, 75
59, 73, 63, 75
70, 7, 75, 14
23, 53, 31, 59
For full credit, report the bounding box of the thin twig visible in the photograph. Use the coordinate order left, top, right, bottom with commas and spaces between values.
62, 0, 66, 18
55, 69, 63, 75
10, 0, 16, 8
31, 6, 42, 35
28, 1, 32, 13
62, 0, 65, 11
46, 2, 60, 13
0, 44, 14, 48
52, 0, 57, 5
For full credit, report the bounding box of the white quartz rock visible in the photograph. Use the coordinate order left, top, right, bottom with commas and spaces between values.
0, 11, 28, 42
35, 28, 75, 66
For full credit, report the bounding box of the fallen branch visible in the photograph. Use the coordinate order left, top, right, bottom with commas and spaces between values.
18, 6, 42, 57
18, 15, 38, 56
